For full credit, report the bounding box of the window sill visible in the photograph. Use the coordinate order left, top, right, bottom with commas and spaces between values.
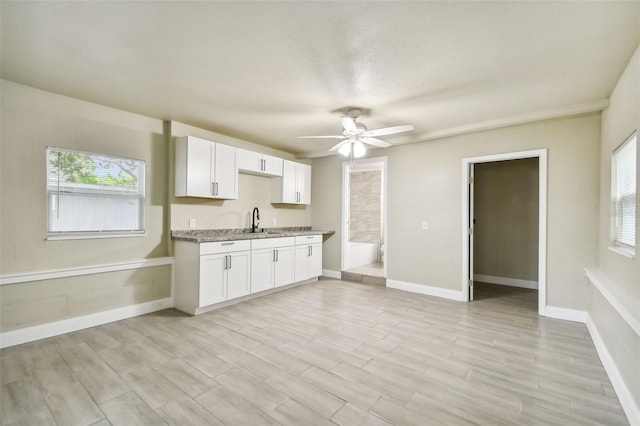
607, 245, 635, 259
47, 232, 145, 241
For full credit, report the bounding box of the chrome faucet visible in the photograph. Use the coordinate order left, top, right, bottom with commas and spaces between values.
251, 207, 260, 233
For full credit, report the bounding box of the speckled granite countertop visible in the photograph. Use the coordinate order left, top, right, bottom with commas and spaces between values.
171, 226, 335, 243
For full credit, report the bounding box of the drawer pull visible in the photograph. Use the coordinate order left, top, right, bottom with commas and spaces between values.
221, 242, 235, 246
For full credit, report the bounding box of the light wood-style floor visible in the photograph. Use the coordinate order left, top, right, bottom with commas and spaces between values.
0, 279, 629, 425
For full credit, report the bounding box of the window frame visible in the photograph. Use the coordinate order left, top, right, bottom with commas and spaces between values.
610, 131, 636, 258
46, 147, 146, 240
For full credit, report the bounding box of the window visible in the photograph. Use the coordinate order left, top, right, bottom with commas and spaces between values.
611, 132, 636, 254
47, 147, 145, 238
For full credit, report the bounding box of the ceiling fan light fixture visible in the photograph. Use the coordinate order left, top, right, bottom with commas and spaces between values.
338, 142, 351, 157
353, 140, 366, 158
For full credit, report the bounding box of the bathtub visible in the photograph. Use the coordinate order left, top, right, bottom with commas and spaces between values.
346, 241, 379, 269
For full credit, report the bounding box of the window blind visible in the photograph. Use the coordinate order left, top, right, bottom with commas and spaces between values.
47, 147, 145, 234
612, 132, 636, 248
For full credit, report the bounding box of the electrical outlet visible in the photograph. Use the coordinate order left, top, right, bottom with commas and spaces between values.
421, 221, 429, 230
272, 218, 277, 226
189, 219, 196, 229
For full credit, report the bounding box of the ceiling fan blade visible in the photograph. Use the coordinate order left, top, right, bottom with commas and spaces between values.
298, 135, 344, 139
361, 137, 391, 148
341, 116, 357, 132
363, 124, 414, 137
329, 140, 348, 152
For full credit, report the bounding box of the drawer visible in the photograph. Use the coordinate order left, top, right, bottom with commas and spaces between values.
295, 234, 322, 245
200, 239, 251, 255
251, 237, 295, 250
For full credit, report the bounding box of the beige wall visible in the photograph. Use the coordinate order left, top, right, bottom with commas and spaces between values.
593, 45, 640, 412
312, 114, 600, 310
0, 80, 171, 331
474, 158, 539, 282
598, 46, 640, 299
169, 121, 312, 232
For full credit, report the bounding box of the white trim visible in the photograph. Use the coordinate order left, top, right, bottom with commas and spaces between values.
0, 297, 174, 349
298, 100, 608, 159
387, 279, 466, 302
46, 232, 146, 241
586, 314, 640, 426
473, 274, 538, 290
585, 268, 640, 337
607, 245, 636, 259
322, 269, 342, 279
462, 149, 548, 316
0, 257, 174, 286
413, 100, 608, 143
544, 306, 587, 323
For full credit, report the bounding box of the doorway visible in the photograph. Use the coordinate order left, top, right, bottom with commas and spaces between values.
462, 149, 548, 315
341, 157, 388, 282
472, 158, 540, 310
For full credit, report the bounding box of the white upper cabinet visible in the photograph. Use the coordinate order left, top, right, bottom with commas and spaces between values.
237, 149, 283, 177
271, 160, 311, 205
175, 136, 238, 199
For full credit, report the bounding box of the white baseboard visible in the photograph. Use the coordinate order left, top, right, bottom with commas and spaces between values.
544, 305, 587, 323
586, 314, 640, 426
0, 297, 174, 349
474, 274, 538, 289
322, 269, 342, 279
386, 279, 466, 302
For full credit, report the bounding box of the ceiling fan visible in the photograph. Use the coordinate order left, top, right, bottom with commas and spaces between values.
298, 109, 414, 158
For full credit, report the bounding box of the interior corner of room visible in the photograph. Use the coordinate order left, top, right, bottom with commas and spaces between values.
0, 3, 639, 424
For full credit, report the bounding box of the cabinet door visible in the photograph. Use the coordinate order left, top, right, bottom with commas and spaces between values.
281, 160, 298, 203
214, 143, 238, 199
294, 245, 310, 282
297, 163, 312, 205
227, 250, 251, 300
309, 243, 322, 278
237, 148, 262, 173
274, 246, 295, 287
263, 155, 283, 177
187, 137, 214, 197
251, 248, 274, 293
200, 253, 227, 306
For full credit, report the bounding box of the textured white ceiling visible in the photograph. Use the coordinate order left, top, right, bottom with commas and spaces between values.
2, 2, 639, 156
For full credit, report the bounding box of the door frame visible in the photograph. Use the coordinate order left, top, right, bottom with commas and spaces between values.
461, 149, 548, 315
341, 156, 388, 277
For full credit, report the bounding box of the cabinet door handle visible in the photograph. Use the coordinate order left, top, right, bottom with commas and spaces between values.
273, 249, 277, 262
211, 182, 215, 195
215, 182, 219, 196
228, 254, 232, 269
261, 159, 265, 171
310, 246, 313, 256
276, 249, 279, 262
224, 255, 228, 270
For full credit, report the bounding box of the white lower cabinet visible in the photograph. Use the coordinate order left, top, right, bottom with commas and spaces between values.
175, 240, 251, 314
294, 235, 323, 282
174, 234, 323, 315
251, 237, 295, 293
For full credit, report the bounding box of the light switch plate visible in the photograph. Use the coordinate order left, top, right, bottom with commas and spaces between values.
189, 219, 196, 229
421, 221, 429, 230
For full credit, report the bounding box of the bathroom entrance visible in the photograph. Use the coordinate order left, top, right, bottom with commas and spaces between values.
341, 157, 387, 283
